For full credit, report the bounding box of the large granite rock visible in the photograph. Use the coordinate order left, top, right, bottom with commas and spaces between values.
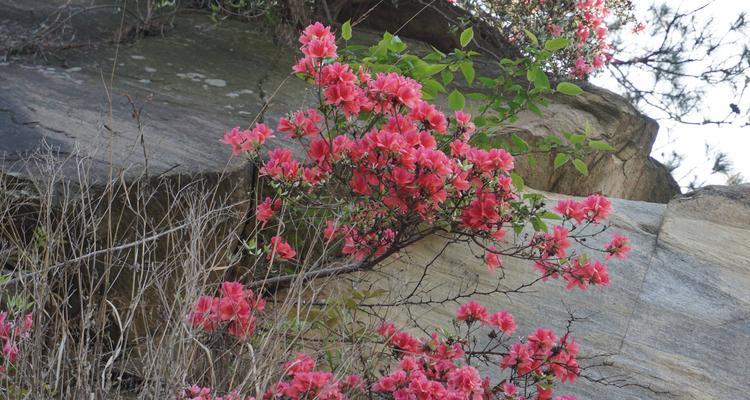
362, 184, 749, 399
0, 6, 315, 254
497, 82, 681, 203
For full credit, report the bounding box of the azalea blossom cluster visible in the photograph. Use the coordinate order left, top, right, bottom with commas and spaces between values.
372, 302, 579, 400
182, 309, 573, 400
221, 124, 275, 156
0, 311, 32, 374
569, 0, 615, 78
182, 353, 364, 400
188, 281, 265, 340
264, 353, 365, 400
519, 194, 630, 290
228, 22, 595, 271
450, 0, 633, 78
178, 385, 254, 400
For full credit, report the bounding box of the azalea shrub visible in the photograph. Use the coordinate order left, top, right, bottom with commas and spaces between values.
185, 303, 576, 400
187, 21, 631, 399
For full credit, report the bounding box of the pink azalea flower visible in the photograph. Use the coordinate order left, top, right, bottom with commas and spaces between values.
268, 236, 296, 261
604, 233, 631, 259
542, 225, 571, 258
485, 310, 516, 334
485, 245, 502, 272
255, 197, 281, 227
554, 199, 587, 223
456, 301, 488, 323
582, 194, 612, 222
454, 111, 476, 140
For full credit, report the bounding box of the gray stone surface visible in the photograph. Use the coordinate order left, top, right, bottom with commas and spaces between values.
1, 2, 677, 202
365, 185, 750, 399
492, 82, 681, 203
0, 12, 313, 183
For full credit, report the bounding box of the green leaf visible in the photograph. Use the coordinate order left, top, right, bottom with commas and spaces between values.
421, 78, 445, 99
530, 216, 548, 232
414, 62, 447, 77
448, 89, 465, 110
510, 172, 525, 191
341, 20, 352, 40
527, 66, 550, 90
523, 29, 539, 46
346, 45, 368, 52
478, 77, 495, 86
526, 67, 536, 83
398, 54, 420, 67
430, 46, 446, 58
528, 154, 537, 168
460, 61, 475, 84
441, 69, 454, 85
471, 132, 490, 149
544, 37, 570, 51
541, 211, 563, 220
460, 27, 474, 47
553, 153, 570, 169
466, 92, 488, 100
371, 42, 387, 58
572, 159, 589, 176
527, 102, 543, 116
422, 78, 446, 94
556, 82, 584, 96
511, 133, 529, 153
388, 35, 407, 52
545, 135, 562, 146
423, 52, 443, 62
589, 140, 616, 151
568, 134, 586, 145
367, 63, 398, 73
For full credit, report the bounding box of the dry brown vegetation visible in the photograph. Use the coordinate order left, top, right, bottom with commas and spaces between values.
0, 146, 383, 398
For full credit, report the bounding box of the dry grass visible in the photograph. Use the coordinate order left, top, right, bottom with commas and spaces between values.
0, 146, 381, 399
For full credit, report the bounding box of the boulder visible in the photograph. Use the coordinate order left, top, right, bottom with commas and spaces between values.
496, 82, 680, 203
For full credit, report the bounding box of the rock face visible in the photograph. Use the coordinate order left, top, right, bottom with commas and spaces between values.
0, 2, 678, 202
0, 20, 307, 184
498, 82, 681, 203
365, 184, 750, 399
